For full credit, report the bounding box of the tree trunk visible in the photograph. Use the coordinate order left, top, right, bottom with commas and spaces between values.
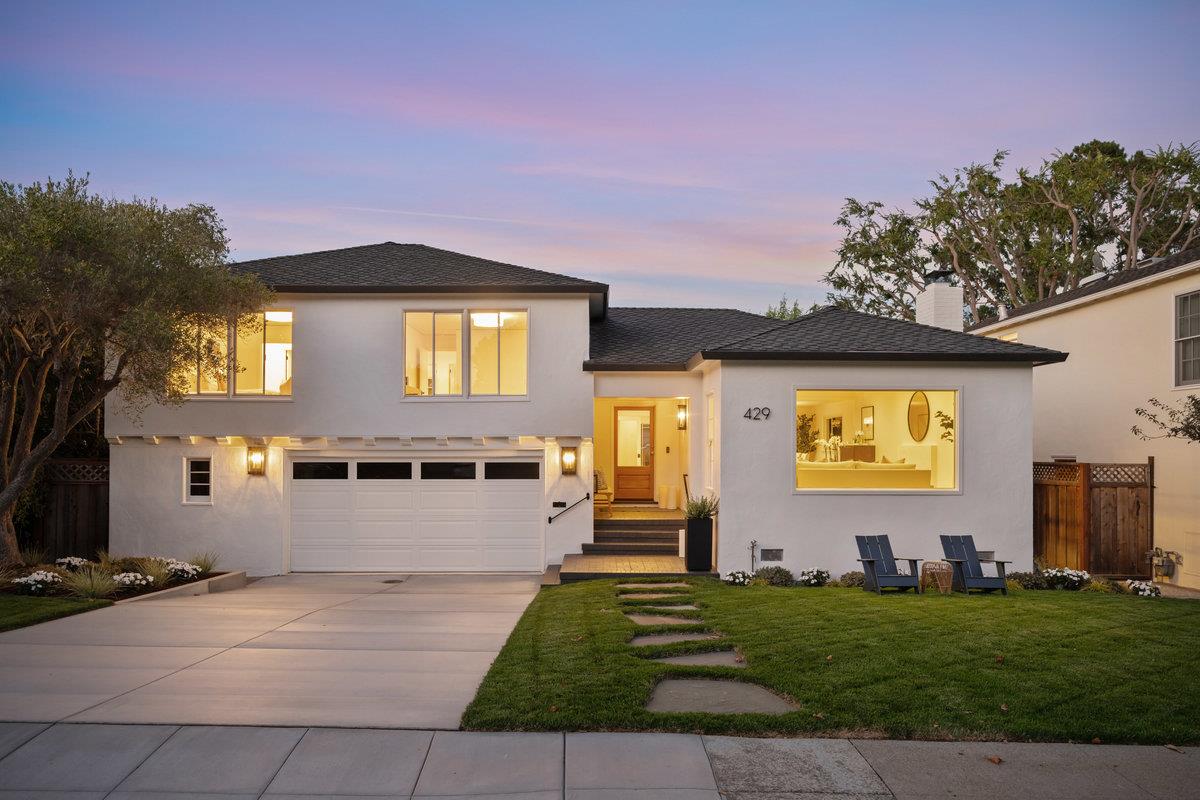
1, 509, 19, 564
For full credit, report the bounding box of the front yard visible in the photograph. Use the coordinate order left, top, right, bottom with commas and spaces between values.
463, 578, 1200, 744
0, 594, 110, 633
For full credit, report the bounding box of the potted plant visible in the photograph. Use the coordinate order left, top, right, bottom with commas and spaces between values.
796, 413, 818, 462
684, 494, 718, 572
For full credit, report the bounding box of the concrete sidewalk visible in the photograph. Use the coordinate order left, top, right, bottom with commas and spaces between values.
0, 723, 1194, 799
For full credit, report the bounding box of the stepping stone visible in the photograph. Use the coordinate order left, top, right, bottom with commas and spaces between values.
650, 650, 746, 668
646, 679, 797, 715
630, 632, 722, 646
618, 592, 688, 600
625, 613, 697, 626
642, 604, 699, 611
617, 582, 689, 589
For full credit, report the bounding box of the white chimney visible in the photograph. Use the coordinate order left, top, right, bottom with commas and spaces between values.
915, 272, 964, 331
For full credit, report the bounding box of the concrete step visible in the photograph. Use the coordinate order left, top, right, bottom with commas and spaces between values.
593, 531, 679, 543
581, 541, 679, 555
594, 518, 685, 531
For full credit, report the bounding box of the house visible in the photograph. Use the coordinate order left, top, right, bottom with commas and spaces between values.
104, 242, 1065, 578
972, 246, 1200, 590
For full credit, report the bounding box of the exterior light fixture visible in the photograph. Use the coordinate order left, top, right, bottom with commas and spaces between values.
246, 446, 266, 476
560, 446, 578, 475
676, 401, 688, 431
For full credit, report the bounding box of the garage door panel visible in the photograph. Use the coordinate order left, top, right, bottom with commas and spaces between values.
290, 457, 543, 572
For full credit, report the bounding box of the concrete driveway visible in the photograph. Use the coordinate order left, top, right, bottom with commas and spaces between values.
0, 573, 539, 729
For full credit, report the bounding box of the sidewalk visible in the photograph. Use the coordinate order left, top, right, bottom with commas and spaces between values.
0, 722, 1194, 799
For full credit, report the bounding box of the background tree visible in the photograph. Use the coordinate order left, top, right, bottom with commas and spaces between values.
0, 174, 271, 561
765, 295, 805, 320
818, 141, 1200, 323
1132, 396, 1200, 444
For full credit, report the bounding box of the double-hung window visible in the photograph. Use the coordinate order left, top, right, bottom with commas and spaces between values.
404, 310, 528, 398
179, 310, 293, 397
1177, 291, 1200, 386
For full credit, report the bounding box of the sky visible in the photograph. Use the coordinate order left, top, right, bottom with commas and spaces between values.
2, 1, 1199, 312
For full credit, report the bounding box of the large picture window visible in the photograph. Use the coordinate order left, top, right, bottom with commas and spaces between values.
405, 312, 463, 396
1177, 290, 1200, 386
795, 389, 958, 491
404, 310, 527, 398
180, 310, 292, 397
470, 311, 528, 396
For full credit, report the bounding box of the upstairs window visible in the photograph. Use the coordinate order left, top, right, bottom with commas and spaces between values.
404, 310, 527, 398
179, 310, 293, 397
405, 312, 463, 396
1178, 291, 1200, 386
470, 311, 528, 396
179, 324, 229, 395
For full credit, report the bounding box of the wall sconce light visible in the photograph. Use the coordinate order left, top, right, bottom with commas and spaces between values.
560, 446, 578, 475
676, 401, 688, 431
246, 446, 266, 476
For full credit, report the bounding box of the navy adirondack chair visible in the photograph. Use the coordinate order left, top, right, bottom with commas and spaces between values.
940, 535, 1009, 595
855, 535, 922, 594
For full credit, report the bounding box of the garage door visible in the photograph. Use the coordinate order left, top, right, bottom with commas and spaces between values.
289, 457, 544, 572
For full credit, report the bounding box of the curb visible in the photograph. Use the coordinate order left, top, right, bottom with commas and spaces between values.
115, 571, 247, 604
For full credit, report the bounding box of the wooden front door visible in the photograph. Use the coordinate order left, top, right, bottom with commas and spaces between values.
614, 406, 654, 501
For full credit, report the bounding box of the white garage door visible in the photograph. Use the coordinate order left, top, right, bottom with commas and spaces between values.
289, 456, 544, 572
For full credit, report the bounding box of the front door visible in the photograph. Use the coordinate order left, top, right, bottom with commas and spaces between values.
614, 406, 654, 501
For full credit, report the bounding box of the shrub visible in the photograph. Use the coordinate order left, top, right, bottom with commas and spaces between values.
837, 570, 865, 588
1005, 578, 1024, 592
722, 570, 754, 586
1043, 567, 1090, 590
55, 556, 90, 571
112, 572, 155, 589
162, 559, 201, 581
187, 550, 220, 574
63, 566, 117, 599
754, 566, 795, 586
134, 558, 172, 587
18, 546, 47, 567
1007, 571, 1048, 590
1126, 580, 1162, 597
1081, 579, 1119, 594
685, 494, 719, 519
797, 568, 831, 587
12, 570, 62, 594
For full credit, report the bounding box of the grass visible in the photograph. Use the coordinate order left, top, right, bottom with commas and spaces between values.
0, 594, 111, 633
462, 578, 1200, 744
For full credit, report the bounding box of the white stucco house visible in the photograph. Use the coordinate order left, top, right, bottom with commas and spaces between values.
105, 242, 1066, 578
972, 246, 1200, 589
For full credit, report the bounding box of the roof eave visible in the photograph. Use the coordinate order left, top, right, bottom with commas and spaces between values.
697, 349, 1068, 364
582, 360, 690, 372
265, 283, 607, 295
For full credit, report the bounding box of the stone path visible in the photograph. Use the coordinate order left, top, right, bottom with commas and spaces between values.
2, 722, 1193, 799
617, 581, 796, 714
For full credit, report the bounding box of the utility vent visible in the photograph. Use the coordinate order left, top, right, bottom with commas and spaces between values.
1079, 272, 1108, 287
760, 549, 783, 562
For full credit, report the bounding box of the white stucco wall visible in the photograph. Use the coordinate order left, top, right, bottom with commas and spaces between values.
979, 269, 1200, 588
105, 292, 595, 575
715, 361, 1035, 577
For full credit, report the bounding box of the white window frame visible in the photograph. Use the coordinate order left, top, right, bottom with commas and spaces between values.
182, 456, 213, 505
183, 308, 295, 401
1175, 289, 1200, 388
402, 308, 530, 401
790, 385, 963, 496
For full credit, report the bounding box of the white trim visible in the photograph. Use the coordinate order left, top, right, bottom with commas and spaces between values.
1174, 287, 1200, 389
181, 454, 214, 505
974, 258, 1200, 335
400, 308, 531, 400
789, 384, 963, 496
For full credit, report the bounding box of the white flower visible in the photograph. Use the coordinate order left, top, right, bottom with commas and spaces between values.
12, 570, 62, 593
797, 568, 831, 586
55, 556, 89, 570
161, 559, 201, 580
1125, 580, 1161, 597
113, 572, 155, 588
722, 570, 754, 586
1042, 567, 1090, 590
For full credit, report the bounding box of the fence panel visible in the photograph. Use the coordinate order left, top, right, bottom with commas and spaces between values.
34, 459, 109, 560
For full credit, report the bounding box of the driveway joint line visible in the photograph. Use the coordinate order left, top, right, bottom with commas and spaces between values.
255, 724, 311, 799
99, 722, 182, 800
848, 738, 898, 800
408, 728, 437, 800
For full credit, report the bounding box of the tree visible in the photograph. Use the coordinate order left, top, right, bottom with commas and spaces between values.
1132, 396, 1200, 443
821, 141, 1200, 323
0, 174, 271, 561
765, 295, 805, 320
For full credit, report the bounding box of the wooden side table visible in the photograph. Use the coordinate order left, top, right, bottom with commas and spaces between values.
921, 560, 954, 594
593, 489, 613, 517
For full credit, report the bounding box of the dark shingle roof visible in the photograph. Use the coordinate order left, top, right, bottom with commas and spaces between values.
701, 307, 1066, 364
230, 242, 609, 296
969, 245, 1200, 330
586, 307, 780, 371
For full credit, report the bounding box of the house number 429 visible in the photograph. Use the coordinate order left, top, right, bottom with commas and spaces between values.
743, 407, 771, 420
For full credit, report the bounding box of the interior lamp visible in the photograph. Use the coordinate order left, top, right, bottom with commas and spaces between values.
676, 401, 688, 431
246, 446, 267, 476
560, 446, 578, 475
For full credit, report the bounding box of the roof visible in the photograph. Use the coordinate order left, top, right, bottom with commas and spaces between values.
586, 307, 780, 371
696, 307, 1067, 365
230, 242, 609, 316
969, 245, 1200, 331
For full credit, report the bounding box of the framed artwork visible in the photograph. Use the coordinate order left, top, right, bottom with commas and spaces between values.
826, 416, 843, 439
861, 405, 875, 440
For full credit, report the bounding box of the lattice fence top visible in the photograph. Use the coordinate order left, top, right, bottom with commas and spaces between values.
43, 460, 109, 483
1090, 463, 1149, 486
1033, 462, 1081, 483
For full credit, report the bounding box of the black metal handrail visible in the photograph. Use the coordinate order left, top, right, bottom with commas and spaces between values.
548, 492, 590, 524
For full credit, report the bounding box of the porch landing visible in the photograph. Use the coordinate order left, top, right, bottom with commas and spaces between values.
556, 553, 715, 583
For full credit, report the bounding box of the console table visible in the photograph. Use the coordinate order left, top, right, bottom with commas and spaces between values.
839, 444, 876, 462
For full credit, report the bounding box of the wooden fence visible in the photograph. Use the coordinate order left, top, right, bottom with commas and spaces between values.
1032, 459, 1153, 578
32, 459, 109, 559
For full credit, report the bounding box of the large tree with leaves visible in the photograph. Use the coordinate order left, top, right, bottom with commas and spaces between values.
820, 141, 1200, 323
0, 174, 271, 561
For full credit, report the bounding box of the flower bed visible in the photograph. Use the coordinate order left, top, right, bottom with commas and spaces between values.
4, 552, 221, 600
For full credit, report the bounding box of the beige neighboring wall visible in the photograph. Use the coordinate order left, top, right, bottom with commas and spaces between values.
978, 267, 1200, 589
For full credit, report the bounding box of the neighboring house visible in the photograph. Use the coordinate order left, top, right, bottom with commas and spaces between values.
105, 242, 1064, 577
972, 246, 1200, 589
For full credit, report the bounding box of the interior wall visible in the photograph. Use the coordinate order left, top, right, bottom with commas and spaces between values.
593, 397, 689, 504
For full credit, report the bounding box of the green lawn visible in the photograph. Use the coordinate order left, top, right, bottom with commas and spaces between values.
463, 579, 1200, 744
0, 594, 111, 632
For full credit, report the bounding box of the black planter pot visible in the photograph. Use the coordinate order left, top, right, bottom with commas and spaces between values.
685, 518, 713, 572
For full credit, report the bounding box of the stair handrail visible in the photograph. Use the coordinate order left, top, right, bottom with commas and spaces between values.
548, 492, 590, 525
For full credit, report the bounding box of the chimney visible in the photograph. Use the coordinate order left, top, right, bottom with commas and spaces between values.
915, 270, 964, 331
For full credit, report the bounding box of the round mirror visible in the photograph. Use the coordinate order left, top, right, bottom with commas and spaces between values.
908, 391, 930, 441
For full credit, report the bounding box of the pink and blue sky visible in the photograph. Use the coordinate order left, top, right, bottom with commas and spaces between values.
2, 1, 1198, 310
